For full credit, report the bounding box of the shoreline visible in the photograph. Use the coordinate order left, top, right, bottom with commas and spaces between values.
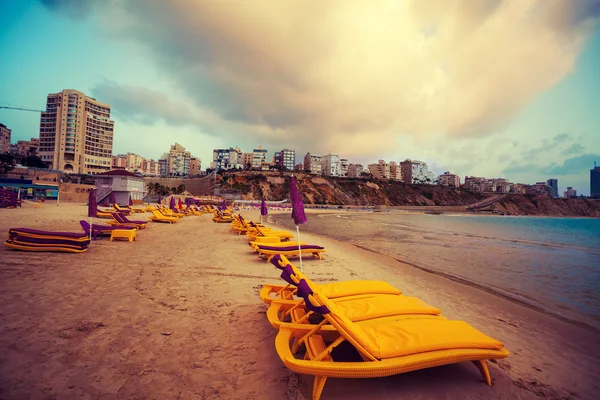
270, 209, 600, 332
0, 203, 598, 399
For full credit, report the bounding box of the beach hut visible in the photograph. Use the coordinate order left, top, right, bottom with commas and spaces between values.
93, 170, 147, 206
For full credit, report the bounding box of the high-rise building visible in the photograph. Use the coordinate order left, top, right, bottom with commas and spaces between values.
438, 171, 461, 187
547, 179, 559, 198
0, 123, 11, 153
274, 148, 296, 170
168, 143, 192, 176
591, 163, 600, 198
303, 153, 322, 174
38, 89, 114, 174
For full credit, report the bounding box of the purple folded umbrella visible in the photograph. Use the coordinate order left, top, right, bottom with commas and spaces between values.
261, 198, 268, 216
88, 188, 97, 218
257, 245, 324, 252
289, 176, 306, 225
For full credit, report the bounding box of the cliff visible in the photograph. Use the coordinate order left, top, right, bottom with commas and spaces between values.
219, 171, 485, 206
217, 171, 600, 217
489, 195, 600, 217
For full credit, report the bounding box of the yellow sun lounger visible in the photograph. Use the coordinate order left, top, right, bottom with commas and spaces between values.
150, 210, 178, 223
257, 245, 326, 261
265, 261, 439, 329
247, 226, 294, 240
250, 241, 306, 252
260, 255, 402, 304
275, 279, 509, 400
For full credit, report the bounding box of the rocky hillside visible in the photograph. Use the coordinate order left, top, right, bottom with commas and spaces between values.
489, 195, 600, 217
218, 171, 486, 206
216, 171, 600, 217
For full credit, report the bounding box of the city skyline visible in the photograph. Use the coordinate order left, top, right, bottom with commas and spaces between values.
1, 1, 599, 195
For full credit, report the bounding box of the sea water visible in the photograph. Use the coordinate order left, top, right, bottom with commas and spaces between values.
272, 212, 600, 330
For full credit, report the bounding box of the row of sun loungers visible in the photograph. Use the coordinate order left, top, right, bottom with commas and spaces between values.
215, 213, 509, 399
261, 254, 509, 400
3, 204, 212, 252
229, 214, 328, 262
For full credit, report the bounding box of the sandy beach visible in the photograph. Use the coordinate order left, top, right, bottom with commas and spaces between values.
1, 203, 599, 400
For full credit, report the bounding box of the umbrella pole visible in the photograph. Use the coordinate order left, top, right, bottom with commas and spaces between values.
296, 225, 303, 272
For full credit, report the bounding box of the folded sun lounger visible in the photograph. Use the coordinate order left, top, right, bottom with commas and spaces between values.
5, 228, 91, 252
275, 279, 509, 400
260, 255, 402, 304
256, 245, 326, 261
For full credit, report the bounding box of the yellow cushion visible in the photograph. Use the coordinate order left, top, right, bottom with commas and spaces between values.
355, 319, 504, 359
318, 280, 402, 298
333, 295, 440, 322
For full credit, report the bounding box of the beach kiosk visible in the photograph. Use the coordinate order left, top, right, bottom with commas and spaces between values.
94, 170, 147, 206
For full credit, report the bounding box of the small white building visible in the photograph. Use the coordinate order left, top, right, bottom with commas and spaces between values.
94, 170, 147, 205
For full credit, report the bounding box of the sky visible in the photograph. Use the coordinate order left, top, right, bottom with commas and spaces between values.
0, 0, 599, 195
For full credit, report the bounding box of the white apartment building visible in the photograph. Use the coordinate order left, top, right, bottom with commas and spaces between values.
321, 153, 341, 177
400, 159, 435, 184
212, 147, 242, 170
303, 153, 322, 174
274, 148, 296, 170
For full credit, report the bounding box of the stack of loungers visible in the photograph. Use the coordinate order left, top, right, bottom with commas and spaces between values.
259, 254, 510, 400
4, 228, 91, 253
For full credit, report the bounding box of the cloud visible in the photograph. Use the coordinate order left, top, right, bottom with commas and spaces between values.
546, 153, 599, 175
503, 153, 600, 177
39, 0, 600, 158
90, 80, 209, 128
561, 143, 586, 155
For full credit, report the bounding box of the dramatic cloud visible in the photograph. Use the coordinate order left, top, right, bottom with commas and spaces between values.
546, 153, 600, 175
40, 0, 600, 159
504, 153, 599, 176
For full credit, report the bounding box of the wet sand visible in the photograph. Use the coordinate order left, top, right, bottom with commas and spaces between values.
0, 203, 598, 399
